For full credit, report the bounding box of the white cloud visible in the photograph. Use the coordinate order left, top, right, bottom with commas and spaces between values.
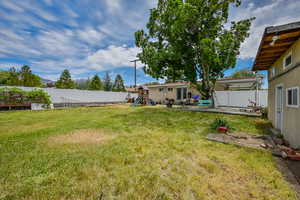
43, 0, 53, 6
0, 63, 24, 70
85, 45, 141, 71
147, 0, 158, 9
0, 29, 24, 40
104, 0, 121, 14
61, 4, 79, 18
0, 1, 24, 12
77, 28, 105, 45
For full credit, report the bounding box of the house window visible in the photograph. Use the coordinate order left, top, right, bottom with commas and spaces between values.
176, 88, 188, 100
284, 52, 292, 69
159, 88, 164, 92
286, 87, 299, 107
177, 88, 182, 100
168, 88, 173, 92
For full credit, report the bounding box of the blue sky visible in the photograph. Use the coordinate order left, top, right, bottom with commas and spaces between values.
0, 0, 299, 87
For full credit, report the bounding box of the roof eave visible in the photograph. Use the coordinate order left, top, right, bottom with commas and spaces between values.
252, 21, 300, 71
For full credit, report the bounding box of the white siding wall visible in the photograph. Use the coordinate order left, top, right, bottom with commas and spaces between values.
215, 90, 268, 108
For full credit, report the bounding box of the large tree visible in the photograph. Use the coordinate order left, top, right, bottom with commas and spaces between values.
75, 78, 90, 90
112, 74, 126, 92
0, 70, 10, 85
20, 65, 42, 87
3, 66, 42, 87
135, 0, 254, 100
103, 72, 112, 91
7, 67, 21, 86
89, 75, 103, 90
55, 69, 75, 89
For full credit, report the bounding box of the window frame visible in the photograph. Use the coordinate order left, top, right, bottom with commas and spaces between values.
283, 51, 292, 69
286, 87, 299, 108
167, 88, 173, 92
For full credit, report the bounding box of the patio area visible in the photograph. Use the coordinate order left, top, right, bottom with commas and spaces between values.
178, 106, 262, 117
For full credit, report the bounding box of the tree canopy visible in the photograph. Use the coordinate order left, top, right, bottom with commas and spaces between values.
75, 79, 90, 90
89, 75, 103, 90
112, 74, 126, 92
103, 72, 112, 91
3, 66, 42, 87
0, 70, 10, 85
230, 69, 256, 78
55, 69, 75, 89
135, 0, 254, 99
20, 65, 42, 87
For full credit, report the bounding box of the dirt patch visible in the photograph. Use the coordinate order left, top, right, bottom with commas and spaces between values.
207, 133, 266, 150
48, 129, 115, 145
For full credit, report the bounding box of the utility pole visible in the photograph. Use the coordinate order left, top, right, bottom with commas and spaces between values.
130, 59, 139, 91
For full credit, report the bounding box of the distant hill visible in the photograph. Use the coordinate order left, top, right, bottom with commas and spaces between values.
41, 78, 54, 84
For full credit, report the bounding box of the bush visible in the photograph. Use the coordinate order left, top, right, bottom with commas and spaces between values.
0, 87, 51, 105
26, 89, 51, 105
0, 87, 26, 104
210, 118, 234, 132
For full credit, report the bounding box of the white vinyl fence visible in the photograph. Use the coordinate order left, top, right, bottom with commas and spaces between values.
1, 86, 137, 106
215, 90, 268, 108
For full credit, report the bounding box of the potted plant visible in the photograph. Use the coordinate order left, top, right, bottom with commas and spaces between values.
210, 118, 233, 133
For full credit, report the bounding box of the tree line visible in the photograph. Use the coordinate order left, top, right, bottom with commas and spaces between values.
0, 66, 42, 87
55, 69, 126, 92
0, 66, 126, 92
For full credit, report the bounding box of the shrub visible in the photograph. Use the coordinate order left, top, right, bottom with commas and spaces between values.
210, 118, 234, 132
0, 87, 26, 104
0, 87, 52, 105
26, 89, 51, 105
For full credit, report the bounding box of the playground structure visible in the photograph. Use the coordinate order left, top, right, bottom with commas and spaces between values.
131, 86, 150, 106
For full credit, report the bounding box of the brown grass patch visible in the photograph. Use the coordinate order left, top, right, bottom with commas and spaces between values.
48, 129, 115, 145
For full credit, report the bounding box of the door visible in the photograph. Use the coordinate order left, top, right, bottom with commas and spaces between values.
176, 88, 188, 101
177, 88, 182, 100
276, 86, 283, 131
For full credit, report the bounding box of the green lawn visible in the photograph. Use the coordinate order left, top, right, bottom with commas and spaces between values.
0, 105, 297, 199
